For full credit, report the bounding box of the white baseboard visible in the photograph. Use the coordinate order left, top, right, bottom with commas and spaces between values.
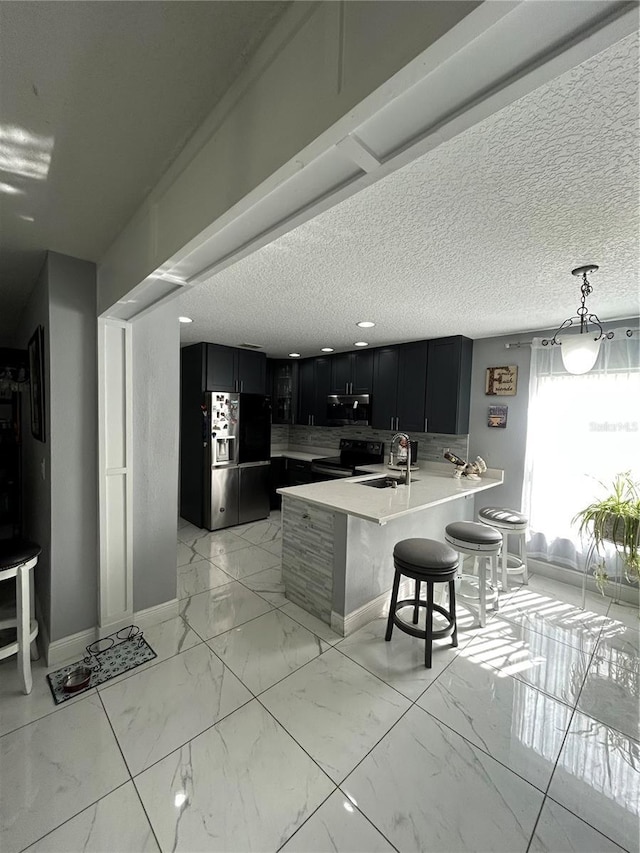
528, 558, 638, 606
332, 580, 413, 637
46, 626, 98, 668
134, 598, 179, 630
44, 599, 180, 668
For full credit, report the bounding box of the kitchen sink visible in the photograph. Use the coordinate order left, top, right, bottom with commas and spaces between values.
358, 476, 419, 489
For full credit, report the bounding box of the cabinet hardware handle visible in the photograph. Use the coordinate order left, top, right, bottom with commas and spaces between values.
390, 416, 394, 430
424, 418, 428, 433
396, 417, 400, 430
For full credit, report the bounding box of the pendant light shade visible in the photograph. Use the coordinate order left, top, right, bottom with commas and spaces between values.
559, 333, 602, 374
543, 265, 607, 374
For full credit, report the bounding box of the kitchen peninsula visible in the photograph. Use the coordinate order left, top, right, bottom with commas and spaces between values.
277, 463, 503, 636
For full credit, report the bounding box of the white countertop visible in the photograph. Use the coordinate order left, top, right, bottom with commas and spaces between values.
277, 461, 504, 525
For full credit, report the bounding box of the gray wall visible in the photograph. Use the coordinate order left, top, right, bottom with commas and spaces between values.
47, 252, 98, 641
468, 317, 640, 517
16, 252, 98, 643
16, 258, 52, 637
132, 301, 179, 612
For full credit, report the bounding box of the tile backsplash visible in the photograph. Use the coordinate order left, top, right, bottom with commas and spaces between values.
274, 424, 469, 463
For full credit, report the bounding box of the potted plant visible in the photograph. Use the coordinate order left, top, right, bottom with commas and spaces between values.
573, 472, 640, 593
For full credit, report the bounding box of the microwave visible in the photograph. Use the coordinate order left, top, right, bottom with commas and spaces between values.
326, 394, 370, 426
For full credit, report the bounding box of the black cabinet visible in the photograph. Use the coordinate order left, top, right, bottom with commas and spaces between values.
372, 341, 428, 432
297, 357, 331, 426
205, 343, 266, 394
286, 458, 313, 486
269, 456, 287, 509
396, 341, 428, 432
330, 351, 373, 394
426, 335, 473, 434
237, 348, 267, 394
269, 359, 296, 424
206, 344, 235, 391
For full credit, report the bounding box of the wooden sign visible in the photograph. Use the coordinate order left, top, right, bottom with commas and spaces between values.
485, 365, 517, 396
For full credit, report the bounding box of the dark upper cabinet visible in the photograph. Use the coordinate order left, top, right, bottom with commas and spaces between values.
396, 341, 428, 433
206, 344, 236, 391
269, 359, 297, 424
371, 342, 427, 432
426, 335, 473, 434
330, 354, 351, 394
371, 347, 399, 430
237, 349, 266, 394
205, 344, 266, 394
297, 356, 331, 425
330, 351, 373, 394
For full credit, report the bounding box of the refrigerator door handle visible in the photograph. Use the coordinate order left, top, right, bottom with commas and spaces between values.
238, 460, 270, 468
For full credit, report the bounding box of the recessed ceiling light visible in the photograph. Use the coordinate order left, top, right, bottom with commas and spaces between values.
354, 341, 369, 347
321, 347, 334, 353
356, 321, 375, 328
288, 352, 301, 358
178, 316, 193, 324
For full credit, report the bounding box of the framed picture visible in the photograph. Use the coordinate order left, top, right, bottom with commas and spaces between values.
488, 405, 508, 428
28, 325, 45, 442
485, 365, 518, 396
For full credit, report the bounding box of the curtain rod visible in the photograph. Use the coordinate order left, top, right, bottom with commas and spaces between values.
504, 327, 639, 350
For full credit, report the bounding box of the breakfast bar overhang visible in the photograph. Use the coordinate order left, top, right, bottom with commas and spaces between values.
277, 463, 504, 636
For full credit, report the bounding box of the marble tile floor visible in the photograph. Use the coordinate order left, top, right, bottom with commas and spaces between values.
1, 511, 638, 852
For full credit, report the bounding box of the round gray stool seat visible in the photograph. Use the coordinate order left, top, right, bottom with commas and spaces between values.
478, 507, 528, 531
386, 538, 459, 668
0, 539, 41, 571
478, 507, 529, 592
393, 538, 458, 574
445, 521, 502, 552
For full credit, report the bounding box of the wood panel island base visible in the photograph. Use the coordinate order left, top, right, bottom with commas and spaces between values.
277, 463, 504, 637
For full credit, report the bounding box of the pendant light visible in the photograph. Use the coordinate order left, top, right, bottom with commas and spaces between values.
543, 265, 609, 374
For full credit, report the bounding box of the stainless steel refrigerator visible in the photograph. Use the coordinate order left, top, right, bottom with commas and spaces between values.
203, 391, 271, 530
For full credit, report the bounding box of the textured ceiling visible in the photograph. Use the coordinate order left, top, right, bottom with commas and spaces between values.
178, 31, 640, 356
0, 0, 289, 342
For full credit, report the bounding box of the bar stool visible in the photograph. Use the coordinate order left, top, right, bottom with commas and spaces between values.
444, 521, 501, 628
0, 539, 41, 694
385, 538, 459, 668
478, 507, 529, 593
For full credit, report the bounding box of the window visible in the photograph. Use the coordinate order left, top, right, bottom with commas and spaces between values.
523, 328, 640, 574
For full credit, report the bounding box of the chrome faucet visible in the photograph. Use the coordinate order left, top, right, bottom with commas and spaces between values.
390, 432, 412, 485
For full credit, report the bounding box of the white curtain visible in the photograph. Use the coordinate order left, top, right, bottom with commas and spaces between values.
522, 327, 640, 573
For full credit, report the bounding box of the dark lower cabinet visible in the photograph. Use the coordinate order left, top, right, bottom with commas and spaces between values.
270, 457, 287, 509
426, 335, 473, 434
286, 458, 313, 486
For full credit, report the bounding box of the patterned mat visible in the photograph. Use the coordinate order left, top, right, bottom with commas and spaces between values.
47, 635, 157, 704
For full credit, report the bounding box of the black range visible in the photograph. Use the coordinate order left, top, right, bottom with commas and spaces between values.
310, 439, 384, 481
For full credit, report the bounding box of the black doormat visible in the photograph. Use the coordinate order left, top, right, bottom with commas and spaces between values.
47, 628, 157, 705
